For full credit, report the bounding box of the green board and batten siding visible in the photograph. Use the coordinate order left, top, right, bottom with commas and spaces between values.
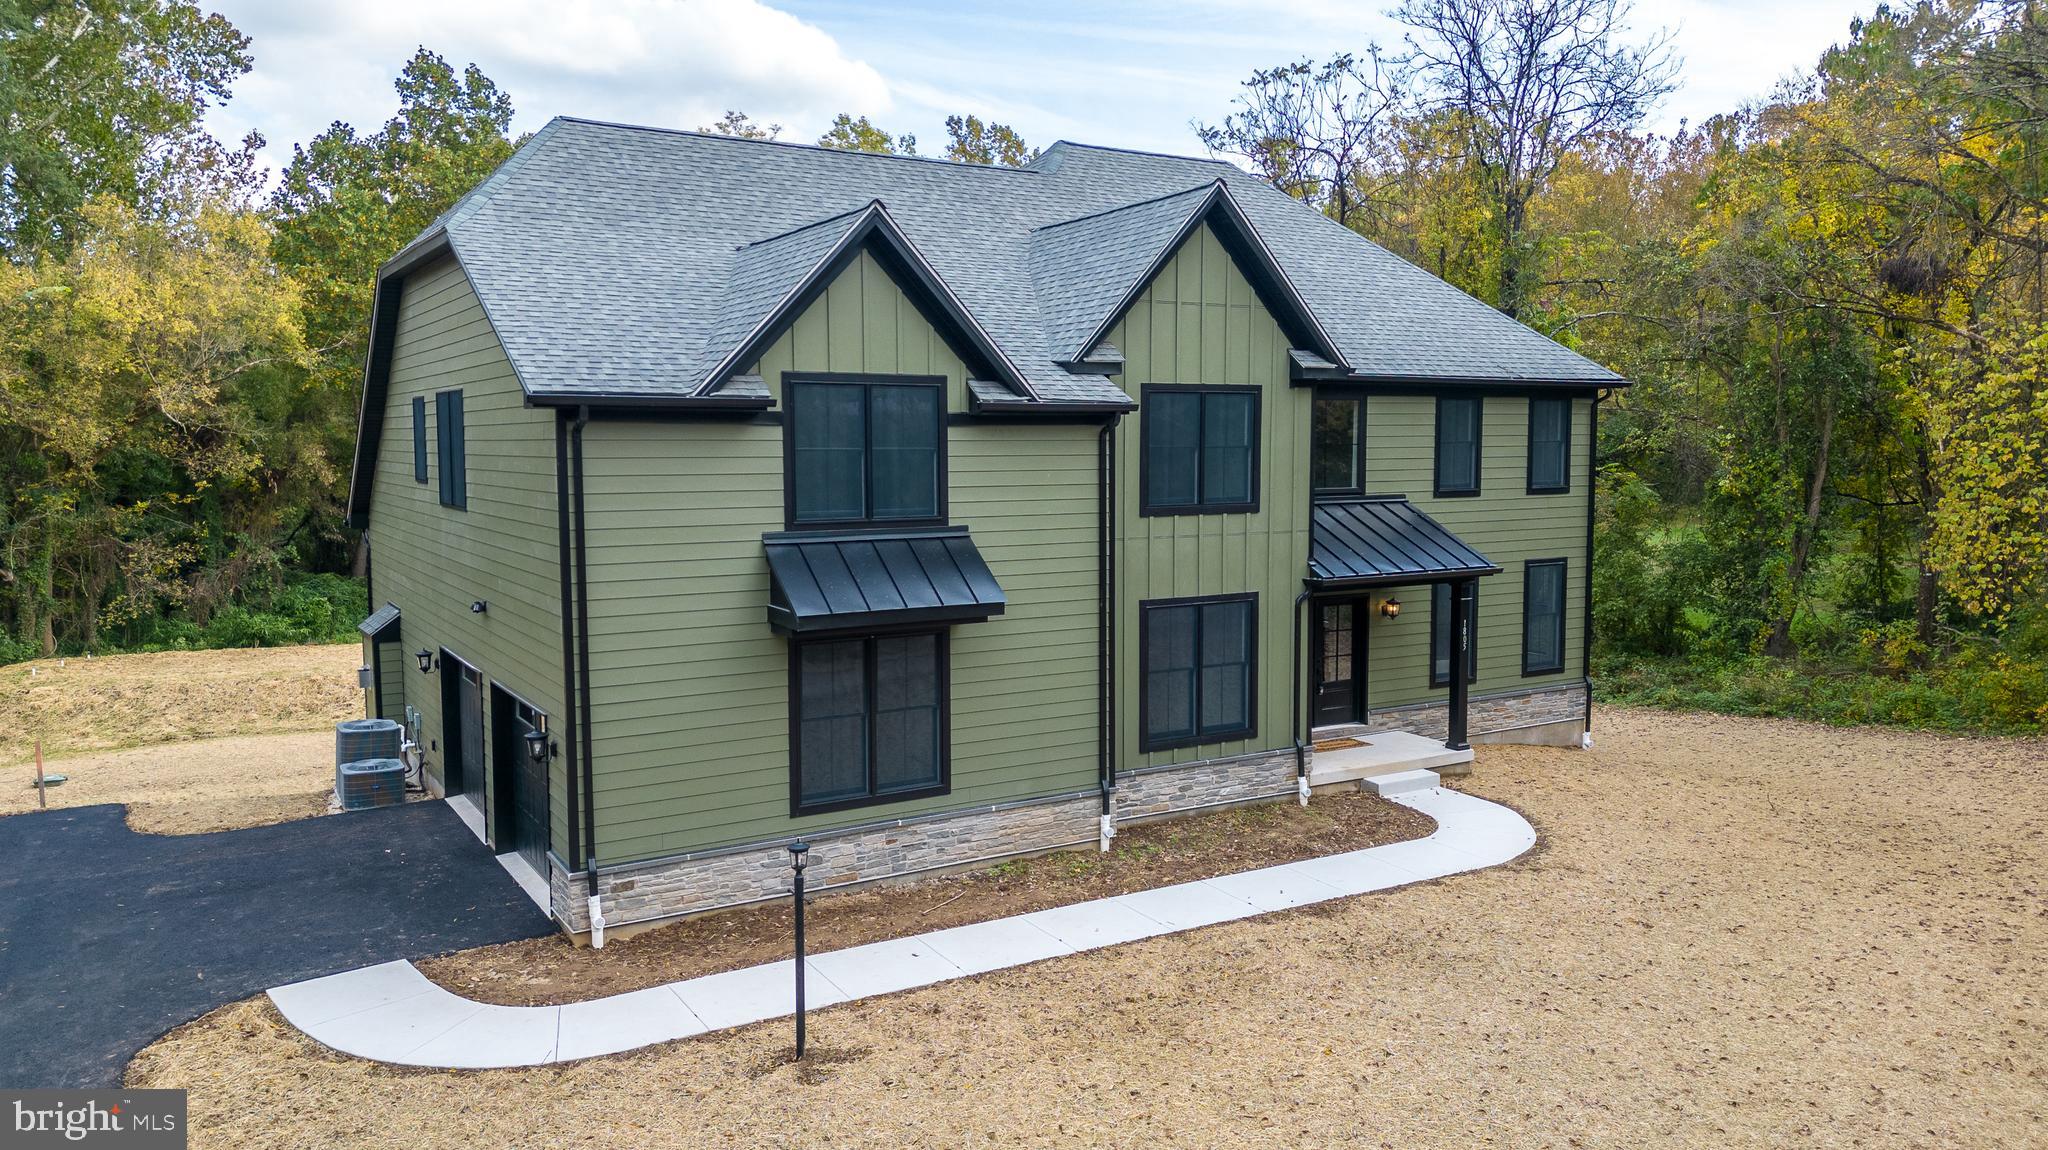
1360, 395, 1591, 710
576, 248, 1102, 863
1107, 223, 1310, 770
366, 253, 570, 852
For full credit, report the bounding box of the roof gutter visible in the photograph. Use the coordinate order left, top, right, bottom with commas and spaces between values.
528, 392, 774, 413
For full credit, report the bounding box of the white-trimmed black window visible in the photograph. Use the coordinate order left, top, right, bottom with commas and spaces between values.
1434, 396, 1482, 497
412, 396, 428, 483
1527, 397, 1571, 494
792, 632, 948, 814
1523, 559, 1567, 675
788, 376, 944, 527
1141, 594, 1256, 751
434, 390, 465, 509
1142, 386, 1258, 514
1430, 582, 1478, 687
1312, 395, 1362, 493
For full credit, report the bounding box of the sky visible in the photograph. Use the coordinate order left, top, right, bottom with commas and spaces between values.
202, 0, 1871, 181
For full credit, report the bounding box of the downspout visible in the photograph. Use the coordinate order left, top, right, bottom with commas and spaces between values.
1292, 586, 1312, 806
554, 412, 581, 891
1582, 390, 1604, 749
1096, 416, 1118, 851
571, 406, 604, 947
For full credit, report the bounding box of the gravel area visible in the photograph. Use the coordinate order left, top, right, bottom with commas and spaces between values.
128, 708, 2048, 1148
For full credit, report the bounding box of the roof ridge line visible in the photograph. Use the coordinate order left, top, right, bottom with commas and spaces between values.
1041, 139, 1239, 167
1030, 179, 1223, 234
552, 115, 1046, 173
737, 201, 878, 250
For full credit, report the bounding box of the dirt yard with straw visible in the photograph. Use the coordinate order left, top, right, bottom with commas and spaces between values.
0, 644, 361, 832
129, 707, 2047, 1148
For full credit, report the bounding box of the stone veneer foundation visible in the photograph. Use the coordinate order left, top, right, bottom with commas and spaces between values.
549, 681, 1589, 935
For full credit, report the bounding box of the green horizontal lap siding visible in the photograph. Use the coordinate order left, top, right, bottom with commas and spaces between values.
370, 638, 405, 722
1110, 223, 1307, 769
1362, 395, 1590, 710
577, 256, 1100, 863
365, 253, 568, 852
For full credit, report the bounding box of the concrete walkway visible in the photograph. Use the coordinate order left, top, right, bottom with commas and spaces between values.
269, 777, 1533, 1069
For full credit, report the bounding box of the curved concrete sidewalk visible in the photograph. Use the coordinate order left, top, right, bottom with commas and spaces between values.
269, 782, 1534, 1069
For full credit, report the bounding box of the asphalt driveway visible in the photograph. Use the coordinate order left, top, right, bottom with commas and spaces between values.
0, 801, 553, 1088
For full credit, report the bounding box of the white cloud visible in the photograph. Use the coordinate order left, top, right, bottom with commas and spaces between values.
205, 0, 889, 179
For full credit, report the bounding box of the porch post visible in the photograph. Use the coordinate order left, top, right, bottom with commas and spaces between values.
1445, 578, 1471, 751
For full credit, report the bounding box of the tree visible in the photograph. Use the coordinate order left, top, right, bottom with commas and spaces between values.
818, 114, 915, 155
0, 193, 306, 651
0, 0, 252, 259
943, 115, 1034, 166
1194, 53, 1396, 230
1392, 0, 1678, 318
699, 110, 780, 140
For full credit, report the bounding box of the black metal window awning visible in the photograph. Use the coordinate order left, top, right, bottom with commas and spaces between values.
1309, 497, 1501, 588
765, 525, 1007, 635
358, 602, 401, 641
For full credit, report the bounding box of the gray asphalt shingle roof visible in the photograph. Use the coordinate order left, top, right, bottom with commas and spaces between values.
403, 116, 1624, 409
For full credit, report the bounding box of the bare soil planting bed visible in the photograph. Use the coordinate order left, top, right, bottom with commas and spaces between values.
0, 644, 360, 832
129, 708, 2048, 1148
419, 788, 1436, 1005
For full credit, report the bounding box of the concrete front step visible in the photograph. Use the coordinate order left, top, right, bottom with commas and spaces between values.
1362, 769, 1442, 797
1306, 729, 1474, 788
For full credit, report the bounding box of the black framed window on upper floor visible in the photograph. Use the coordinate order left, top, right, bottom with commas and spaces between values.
411, 396, 428, 484
786, 374, 945, 528
1141, 385, 1259, 515
1527, 397, 1572, 494
790, 631, 949, 816
1434, 396, 1482, 497
1523, 559, 1568, 675
1430, 582, 1478, 687
1140, 593, 1256, 752
434, 390, 465, 509
1311, 394, 1363, 495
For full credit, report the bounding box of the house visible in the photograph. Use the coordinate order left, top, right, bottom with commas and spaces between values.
347, 118, 1624, 936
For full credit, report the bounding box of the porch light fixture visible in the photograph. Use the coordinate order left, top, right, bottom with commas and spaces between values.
1379, 597, 1402, 619
414, 648, 437, 673
523, 727, 549, 763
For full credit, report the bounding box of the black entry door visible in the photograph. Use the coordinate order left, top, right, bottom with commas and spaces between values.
441, 658, 484, 798
1313, 601, 1364, 727
491, 686, 550, 876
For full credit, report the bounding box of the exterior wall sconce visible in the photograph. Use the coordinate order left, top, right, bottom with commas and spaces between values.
470, 600, 488, 614
523, 727, 549, 763
1379, 597, 1402, 620
415, 649, 437, 673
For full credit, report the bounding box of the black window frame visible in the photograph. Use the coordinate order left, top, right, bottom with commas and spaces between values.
1522, 558, 1568, 676
782, 372, 948, 531
411, 395, 428, 484
788, 628, 952, 817
1138, 384, 1262, 516
1311, 393, 1364, 496
1526, 397, 1572, 495
434, 390, 465, 510
1137, 592, 1259, 753
1433, 395, 1483, 498
1428, 582, 1479, 688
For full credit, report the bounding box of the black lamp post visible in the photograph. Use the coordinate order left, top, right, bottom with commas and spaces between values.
788, 840, 811, 1059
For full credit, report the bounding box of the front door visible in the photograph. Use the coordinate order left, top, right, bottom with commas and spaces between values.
491, 686, 550, 877
1314, 601, 1365, 727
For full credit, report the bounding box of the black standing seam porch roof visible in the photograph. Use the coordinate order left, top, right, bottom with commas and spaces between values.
1308, 497, 1502, 588
765, 526, 1007, 634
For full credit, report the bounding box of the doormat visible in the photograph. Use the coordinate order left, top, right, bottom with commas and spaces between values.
1313, 737, 1366, 752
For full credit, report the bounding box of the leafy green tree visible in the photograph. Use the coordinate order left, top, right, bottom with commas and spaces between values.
699, 110, 780, 140
943, 115, 1035, 166
0, 0, 252, 258
818, 113, 915, 155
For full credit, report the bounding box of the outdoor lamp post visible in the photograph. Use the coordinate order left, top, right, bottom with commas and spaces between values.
788, 840, 811, 1058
